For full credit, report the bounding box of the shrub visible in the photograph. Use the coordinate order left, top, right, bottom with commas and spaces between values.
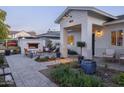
77, 41, 86, 55
113, 73, 124, 86
68, 49, 78, 55
0, 56, 4, 65
51, 64, 103, 87
49, 57, 56, 61
35, 56, 49, 62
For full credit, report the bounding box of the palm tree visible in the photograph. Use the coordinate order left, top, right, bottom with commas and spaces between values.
0, 9, 9, 39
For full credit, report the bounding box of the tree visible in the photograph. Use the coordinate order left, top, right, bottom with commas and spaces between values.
77, 41, 86, 55
0, 9, 9, 39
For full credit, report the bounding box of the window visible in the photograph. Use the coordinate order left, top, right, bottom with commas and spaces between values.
28, 43, 39, 49
111, 31, 116, 45
67, 35, 74, 45
111, 30, 123, 46
117, 30, 123, 46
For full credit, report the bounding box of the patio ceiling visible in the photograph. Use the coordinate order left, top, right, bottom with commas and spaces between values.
65, 24, 81, 31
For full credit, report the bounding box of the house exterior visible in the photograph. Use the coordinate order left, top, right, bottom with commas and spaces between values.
55, 7, 124, 59
18, 37, 43, 54
9, 31, 36, 39
37, 31, 60, 47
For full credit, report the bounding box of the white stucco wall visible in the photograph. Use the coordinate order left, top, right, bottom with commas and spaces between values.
87, 15, 108, 57
105, 23, 124, 54
60, 10, 89, 57
60, 10, 88, 28
59, 9, 124, 58
18, 39, 43, 54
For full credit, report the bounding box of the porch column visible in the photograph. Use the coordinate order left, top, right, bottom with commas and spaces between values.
60, 27, 68, 57
81, 21, 93, 59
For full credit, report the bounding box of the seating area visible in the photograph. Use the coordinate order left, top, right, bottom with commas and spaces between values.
96, 49, 124, 63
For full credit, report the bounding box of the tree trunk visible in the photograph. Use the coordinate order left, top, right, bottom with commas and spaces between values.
81, 47, 82, 56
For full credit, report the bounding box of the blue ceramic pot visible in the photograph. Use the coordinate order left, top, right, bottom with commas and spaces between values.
81, 59, 96, 74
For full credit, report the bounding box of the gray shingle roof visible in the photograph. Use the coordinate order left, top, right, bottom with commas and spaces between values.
117, 15, 124, 20
37, 31, 60, 39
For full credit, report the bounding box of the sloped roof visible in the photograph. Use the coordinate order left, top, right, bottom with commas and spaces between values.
55, 7, 117, 23
9, 31, 36, 36
37, 31, 60, 39
117, 15, 124, 20
104, 15, 124, 25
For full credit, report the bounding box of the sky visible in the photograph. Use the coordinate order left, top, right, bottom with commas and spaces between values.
0, 6, 124, 34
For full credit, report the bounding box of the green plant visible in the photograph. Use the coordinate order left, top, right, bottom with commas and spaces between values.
113, 73, 124, 86
35, 56, 49, 62
68, 49, 78, 55
0, 9, 10, 39
77, 41, 86, 55
50, 64, 102, 87
0, 56, 4, 65
49, 57, 56, 61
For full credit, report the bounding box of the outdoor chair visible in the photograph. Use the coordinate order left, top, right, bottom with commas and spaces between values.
119, 54, 124, 63
102, 49, 115, 62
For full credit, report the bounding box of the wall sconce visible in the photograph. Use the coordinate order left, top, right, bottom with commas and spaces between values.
121, 32, 124, 36
62, 14, 72, 19
95, 30, 103, 37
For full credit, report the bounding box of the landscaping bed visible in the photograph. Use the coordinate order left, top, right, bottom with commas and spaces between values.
40, 62, 123, 87
0, 55, 16, 87
35, 56, 56, 62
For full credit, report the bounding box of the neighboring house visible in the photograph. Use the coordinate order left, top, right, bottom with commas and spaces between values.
18, 36, 43, 54
55, 7, 124, 59
9, 31, 36, 39
37, 31, 60, 47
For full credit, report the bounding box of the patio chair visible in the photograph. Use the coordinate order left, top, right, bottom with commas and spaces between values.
102, 49, 115, 62
119, 54, 124, 63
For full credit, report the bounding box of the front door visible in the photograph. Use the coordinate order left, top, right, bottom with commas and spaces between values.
92, 33, 95, 56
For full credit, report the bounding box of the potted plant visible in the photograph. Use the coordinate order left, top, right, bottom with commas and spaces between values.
80, 59, 96, 74
77, 41, 96, 74
77, 41, 86, 63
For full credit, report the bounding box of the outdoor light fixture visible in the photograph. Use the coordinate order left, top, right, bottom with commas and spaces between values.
95, 30, 103, 37
121, 31, 124, 36
62, 14, 72, 19
22, 37, 25, 39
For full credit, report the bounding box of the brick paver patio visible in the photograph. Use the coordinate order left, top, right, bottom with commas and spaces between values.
5, 54, 59, 87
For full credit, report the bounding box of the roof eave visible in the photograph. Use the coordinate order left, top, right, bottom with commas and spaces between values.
104, 19, 124, 25
55, 7, 117, 24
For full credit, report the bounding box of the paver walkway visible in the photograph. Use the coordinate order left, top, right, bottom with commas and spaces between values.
6, 54, 59, 87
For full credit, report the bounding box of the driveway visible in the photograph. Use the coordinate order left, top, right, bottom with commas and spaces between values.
5, 54, 59, 87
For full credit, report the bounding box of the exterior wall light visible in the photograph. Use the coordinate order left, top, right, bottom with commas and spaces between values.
62, 14, 72, 19
95, 30, 103, 37
121, 31, 124, 36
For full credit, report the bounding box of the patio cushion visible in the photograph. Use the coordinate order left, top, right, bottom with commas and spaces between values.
120, 57, 124, 60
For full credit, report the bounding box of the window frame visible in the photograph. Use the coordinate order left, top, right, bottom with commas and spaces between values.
67, 35, 74, 45
111, 30, 123, 46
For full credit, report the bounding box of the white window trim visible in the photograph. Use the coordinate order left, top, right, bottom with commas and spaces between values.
111, 30, 124, 47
